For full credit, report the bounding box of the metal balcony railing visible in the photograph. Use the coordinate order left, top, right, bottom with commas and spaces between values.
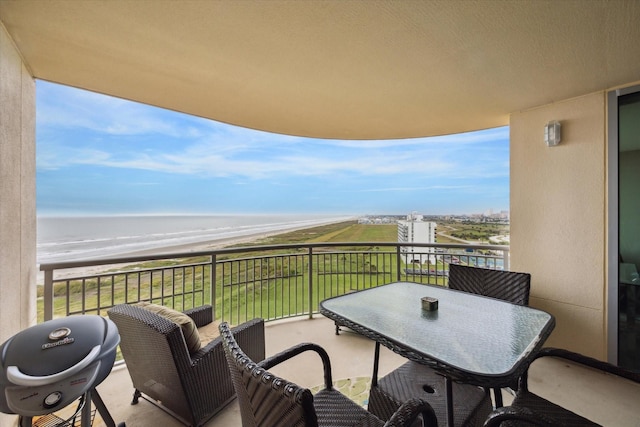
38, 242, 509, 324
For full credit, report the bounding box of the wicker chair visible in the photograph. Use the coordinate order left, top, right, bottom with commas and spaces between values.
218, 320, 438, 427
107, 304, 265, 426
368, 265, 531, 426
483, 347, 640, 426
448, 264, 531, 407
447, 264, 530, 307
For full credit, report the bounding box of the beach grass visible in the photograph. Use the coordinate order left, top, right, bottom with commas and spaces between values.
39, 220, 505, 322
38, 221, 396, 319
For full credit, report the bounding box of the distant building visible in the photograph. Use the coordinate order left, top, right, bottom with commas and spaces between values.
397, 213, 437, 264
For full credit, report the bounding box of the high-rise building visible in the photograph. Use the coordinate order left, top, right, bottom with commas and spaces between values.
397, 213, 437, 265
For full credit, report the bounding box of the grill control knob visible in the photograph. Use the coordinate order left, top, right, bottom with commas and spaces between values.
43, 391, 63, 409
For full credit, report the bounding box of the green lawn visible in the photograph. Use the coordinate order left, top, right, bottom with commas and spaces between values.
40, 220, 506, 322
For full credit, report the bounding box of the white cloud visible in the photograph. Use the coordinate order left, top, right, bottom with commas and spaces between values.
355, 185, 474, 193
36, 82, 509, 183
38, 133, 507, 181
37, 81, 206, 138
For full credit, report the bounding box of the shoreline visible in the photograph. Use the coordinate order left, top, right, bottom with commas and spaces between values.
120, 226, 300, 256
36, 220, 352, 285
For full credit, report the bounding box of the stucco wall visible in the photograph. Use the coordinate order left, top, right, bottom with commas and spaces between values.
510, 92, 607, 359
0, 21, 36, 359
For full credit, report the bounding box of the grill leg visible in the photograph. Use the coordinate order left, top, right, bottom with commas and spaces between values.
18, 416, 32, 427
91, 389, 119, 427
81, 391, 92, 427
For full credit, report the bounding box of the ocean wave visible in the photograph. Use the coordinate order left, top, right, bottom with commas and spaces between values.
37, 215, 354, 263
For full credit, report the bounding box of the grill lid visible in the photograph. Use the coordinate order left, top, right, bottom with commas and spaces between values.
0, 315, 120, 417
1, 316, 109, 376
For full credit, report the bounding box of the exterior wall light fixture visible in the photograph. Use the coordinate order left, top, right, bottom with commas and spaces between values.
544, 120, 562, 147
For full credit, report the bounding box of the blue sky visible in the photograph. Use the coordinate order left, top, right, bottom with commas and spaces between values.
36, 81, 509, 216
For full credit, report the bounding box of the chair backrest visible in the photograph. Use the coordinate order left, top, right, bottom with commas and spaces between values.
448, 264, 531, 306
107, 304, 192, 419
219, 321, 318, 427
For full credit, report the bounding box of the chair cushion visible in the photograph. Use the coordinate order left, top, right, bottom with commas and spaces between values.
197, 320, 220, 346
136, 302, 201, 354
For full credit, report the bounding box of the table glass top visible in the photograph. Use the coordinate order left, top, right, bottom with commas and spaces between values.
320, 281, 555, 378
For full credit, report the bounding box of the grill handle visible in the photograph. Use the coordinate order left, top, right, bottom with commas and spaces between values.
6, 345, 101, 387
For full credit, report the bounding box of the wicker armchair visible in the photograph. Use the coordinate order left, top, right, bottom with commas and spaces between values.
368, 265, 531, 426
218, 320, 438, 427
483, 347, 640, 426
107, 304, 265, 427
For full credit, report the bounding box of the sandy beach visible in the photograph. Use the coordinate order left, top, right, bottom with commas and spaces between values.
119, 229, 284, 257
36, 220, 348, 285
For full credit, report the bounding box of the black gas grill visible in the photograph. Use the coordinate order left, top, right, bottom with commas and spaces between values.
0, 315, 125, 427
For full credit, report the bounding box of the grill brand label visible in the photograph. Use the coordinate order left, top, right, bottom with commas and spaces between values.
19, 392, 38, 401
42, 337, 74, 349
70, 378, 87, 386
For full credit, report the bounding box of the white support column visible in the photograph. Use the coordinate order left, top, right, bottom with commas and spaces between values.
0, 22, 37, 357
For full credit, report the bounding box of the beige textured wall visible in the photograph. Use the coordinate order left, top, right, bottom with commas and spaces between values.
0, 21, 37, 371
510, 92, 606, 359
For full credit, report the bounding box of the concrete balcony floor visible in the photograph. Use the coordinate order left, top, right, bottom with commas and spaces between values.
76, 317, 638, 426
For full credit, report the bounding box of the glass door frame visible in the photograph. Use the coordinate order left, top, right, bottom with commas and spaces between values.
607, 83, 640, 364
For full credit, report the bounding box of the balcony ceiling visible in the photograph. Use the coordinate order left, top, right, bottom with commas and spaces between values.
1, 0, 640, 140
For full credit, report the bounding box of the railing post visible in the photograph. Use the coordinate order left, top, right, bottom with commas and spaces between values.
308, 246, 313, 319
396, 245, 402, 281
502, 249, 509, 270
211, 254, 217, 319
44, 269, 54, 321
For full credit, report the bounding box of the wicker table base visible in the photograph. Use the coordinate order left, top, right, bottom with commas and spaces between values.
368, 361, 492, 427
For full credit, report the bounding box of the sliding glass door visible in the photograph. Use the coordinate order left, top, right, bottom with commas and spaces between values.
608, 85, 640, 371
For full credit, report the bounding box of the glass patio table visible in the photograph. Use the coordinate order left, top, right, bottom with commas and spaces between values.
319, 281, 555, 425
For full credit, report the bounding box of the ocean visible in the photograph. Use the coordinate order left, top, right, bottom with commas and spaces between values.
37, 214, 354, 264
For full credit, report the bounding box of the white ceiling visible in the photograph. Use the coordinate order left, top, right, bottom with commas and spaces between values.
2, 0, 640, 140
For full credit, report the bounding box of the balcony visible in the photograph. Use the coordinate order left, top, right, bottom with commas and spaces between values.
48, 316, 631, 427
30, 242, 639, 426
4, 7, 640, 426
